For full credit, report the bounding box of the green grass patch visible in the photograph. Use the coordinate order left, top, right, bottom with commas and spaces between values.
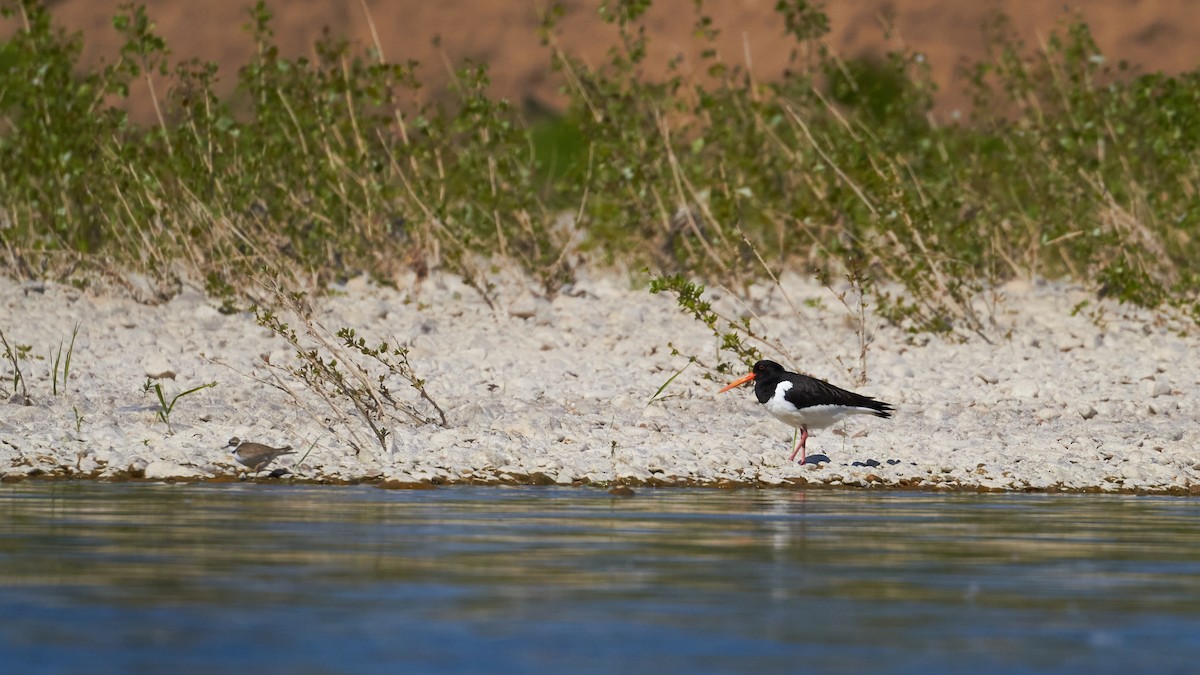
0, 0, 1196, 332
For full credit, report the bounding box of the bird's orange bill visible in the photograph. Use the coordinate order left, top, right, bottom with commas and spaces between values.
718, 372, 756, 393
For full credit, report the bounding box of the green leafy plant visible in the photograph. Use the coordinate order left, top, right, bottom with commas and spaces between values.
648, 272, 762, 374
0, 328, 30, 403
338, 327, 447, 427
143, 378, 217, 432
253, 281, 446, 455
50, 321, 80, 396
647, 357, 694, 405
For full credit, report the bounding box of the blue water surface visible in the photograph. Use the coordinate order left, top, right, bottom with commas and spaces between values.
1, 482, 1198, 674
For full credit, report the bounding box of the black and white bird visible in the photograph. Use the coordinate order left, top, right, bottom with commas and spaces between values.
719, 360, 894, 464
225, 437, 296, 474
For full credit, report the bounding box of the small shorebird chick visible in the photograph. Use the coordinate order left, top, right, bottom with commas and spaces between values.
225, 437, 296, 475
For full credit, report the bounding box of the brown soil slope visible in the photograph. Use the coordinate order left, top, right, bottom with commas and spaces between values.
12, 0, 1200, 120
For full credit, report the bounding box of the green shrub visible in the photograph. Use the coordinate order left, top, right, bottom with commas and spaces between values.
0, 0, 1196, 333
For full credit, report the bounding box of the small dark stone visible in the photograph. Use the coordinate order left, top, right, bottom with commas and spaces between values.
801, 454, 831, 465
887, 459, 901, 465
608, 486, 635, 497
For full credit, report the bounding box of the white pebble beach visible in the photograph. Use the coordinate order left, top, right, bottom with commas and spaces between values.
2, 270, 1197, 493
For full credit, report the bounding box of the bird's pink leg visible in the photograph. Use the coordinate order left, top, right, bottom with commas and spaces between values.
787, 427, 809, 463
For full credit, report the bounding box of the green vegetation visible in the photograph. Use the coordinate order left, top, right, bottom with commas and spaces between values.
253, 280, 446, 454
2, 0, 1197, 341
0, 322, 81, 402
49, 320, 79, 396
0, 327, 30, 402
142, 378, 217, 432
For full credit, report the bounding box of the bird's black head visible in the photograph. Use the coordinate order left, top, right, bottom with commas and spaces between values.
719, 359, 788, 394
752, 360, 785, 376
744, 360, 791, 403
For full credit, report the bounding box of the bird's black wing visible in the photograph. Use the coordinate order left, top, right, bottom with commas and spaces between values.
783, 373, 894, 417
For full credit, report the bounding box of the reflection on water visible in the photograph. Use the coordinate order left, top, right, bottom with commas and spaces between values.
1, 483, 1199, 672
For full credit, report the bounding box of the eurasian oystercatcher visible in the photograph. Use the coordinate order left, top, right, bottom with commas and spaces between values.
719, 360, 894, 464
226, 437, 296, 474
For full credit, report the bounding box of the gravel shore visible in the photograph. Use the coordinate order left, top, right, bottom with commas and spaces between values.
2, 271, 1197, 493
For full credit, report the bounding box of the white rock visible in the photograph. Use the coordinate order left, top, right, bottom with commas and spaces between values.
143, 354, 177, 379
1034, 408, 1061, 422
1010, 380, 1040, 399
1139, 379, 1171, 398
976, 371, 999, 385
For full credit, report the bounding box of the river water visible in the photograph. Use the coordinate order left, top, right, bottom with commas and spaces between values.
1, 482, 1198, 673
